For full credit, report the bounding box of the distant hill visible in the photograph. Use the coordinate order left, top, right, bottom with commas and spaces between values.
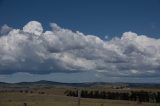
10, 80, 109, 87
0, 80, 160, 88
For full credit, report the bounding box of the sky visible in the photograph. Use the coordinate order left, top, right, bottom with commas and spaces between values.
0, 0, 160, 83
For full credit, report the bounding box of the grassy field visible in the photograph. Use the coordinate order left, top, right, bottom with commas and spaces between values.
0, 87, 160, 106
0, 93, 158, 106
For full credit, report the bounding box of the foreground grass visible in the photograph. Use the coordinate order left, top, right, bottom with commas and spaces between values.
0, 93, 159, 106
0, 102, 157, 106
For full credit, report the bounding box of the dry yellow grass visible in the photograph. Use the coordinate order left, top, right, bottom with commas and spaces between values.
0, 90, 159, 106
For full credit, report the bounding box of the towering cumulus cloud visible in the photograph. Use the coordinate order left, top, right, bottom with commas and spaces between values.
0, 21, 160, 77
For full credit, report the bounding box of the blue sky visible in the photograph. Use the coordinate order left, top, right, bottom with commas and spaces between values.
0, 0, 160, 38
0, 0, 160, 83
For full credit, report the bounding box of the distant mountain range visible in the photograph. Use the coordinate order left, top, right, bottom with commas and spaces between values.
0, 80, 160, 88
0, 80, 108, 87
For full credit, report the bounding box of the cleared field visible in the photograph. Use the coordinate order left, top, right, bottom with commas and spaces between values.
0, 83, 160, 106
0, 92, 159, 106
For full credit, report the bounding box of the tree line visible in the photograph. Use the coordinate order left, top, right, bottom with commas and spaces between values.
64, 89, 160, 103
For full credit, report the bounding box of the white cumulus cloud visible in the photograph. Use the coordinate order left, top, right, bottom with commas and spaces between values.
0, 21, 160, 77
